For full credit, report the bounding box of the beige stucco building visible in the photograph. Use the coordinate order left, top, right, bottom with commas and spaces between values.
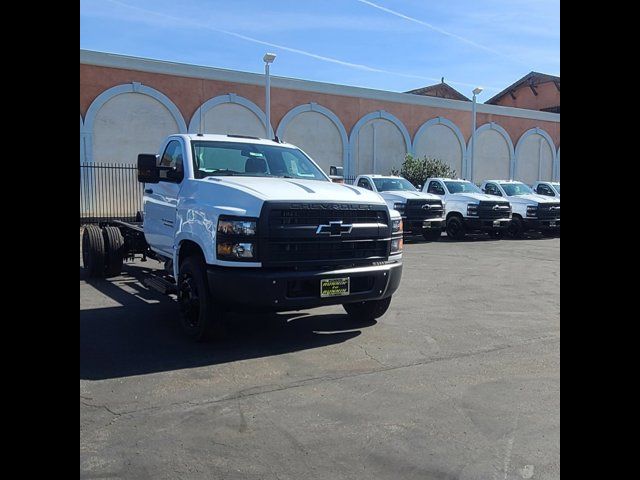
80, 50, 560, 184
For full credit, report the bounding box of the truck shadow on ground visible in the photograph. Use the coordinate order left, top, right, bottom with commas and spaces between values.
80, 263, 374, 381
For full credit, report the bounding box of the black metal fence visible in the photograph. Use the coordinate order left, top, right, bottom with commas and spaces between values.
80, 163, 143, 224
343, 175, 356, 185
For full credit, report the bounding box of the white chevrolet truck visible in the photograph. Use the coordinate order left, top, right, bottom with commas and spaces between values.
481, 180, 560, 238
422, 178, 512, 239
532, 181, 560, 199
353, 175, 444, 240
81, 134, 404, 340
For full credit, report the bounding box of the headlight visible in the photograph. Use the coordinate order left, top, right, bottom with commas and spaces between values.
216, 216, 258, 261
217, 217, 257, 236
392, 218, 403, 233
393, 202, 406, 214
391, 237, 403, 254
217, 242, 256, 260
467, 204, 479, 217
526, 205, 538, 217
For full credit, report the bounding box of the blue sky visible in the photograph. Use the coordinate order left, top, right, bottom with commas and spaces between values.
80, 0, 559, 101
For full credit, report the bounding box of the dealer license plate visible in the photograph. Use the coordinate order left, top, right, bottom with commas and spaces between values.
550, 221, 556, 227
493, 220, 501, 226
320, 277, 350, 298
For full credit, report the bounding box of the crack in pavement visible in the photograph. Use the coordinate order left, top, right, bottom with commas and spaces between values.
357, 344, 387, 367
80, 334, 558, 420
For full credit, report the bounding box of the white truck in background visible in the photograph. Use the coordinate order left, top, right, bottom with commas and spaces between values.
422, 178, 512, 240
82, 134, 404, 341
353, 175, 445, 240
481, 180, 560, 238
532, 181, 560, 199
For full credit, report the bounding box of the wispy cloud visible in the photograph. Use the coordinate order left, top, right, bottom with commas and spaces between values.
355, 0, 529, 66
96, 0, 499, 90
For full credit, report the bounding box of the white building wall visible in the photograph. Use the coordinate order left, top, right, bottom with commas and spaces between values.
515, 134, 554, 184
199, 103, 266, 137
353, 119, 407, 176
473, 129, 511, 181
279, 110, 343, 173
92, 93, 179, 164
413, 123, 463, 177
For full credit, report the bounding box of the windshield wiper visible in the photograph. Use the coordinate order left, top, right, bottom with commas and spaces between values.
207, 169, 244, 176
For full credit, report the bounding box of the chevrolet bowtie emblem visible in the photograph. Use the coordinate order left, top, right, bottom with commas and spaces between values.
421, 204, 431, 209
316, 220, 353, 236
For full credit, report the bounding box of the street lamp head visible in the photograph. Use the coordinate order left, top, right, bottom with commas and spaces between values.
472, 87, 483, 96
263, 53, 277, 64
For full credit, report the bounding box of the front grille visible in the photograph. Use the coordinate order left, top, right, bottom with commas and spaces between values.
269, 207, 386, 226
405, 199, 444, 220
537, 203, 560, 219
267, 239, 389, 264
260, 202, 391, 267
477, 201, 511, 219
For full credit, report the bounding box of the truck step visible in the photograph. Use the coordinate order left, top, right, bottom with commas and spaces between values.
143, 275, 176, 295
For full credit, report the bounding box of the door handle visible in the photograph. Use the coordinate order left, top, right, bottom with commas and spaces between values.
145, 188, 153, 194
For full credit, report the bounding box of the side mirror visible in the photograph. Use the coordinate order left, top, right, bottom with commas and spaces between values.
138, 154, 160, 183
417, 184, 422, 190
329, 165, 344, 183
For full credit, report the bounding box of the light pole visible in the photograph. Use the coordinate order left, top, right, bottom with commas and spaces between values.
263, 53, 276, 138
470, 87, 483, 180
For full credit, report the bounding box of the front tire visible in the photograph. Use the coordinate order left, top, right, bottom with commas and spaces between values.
343, 296, 392, 321
177, 255, 223, 341
507, 217, 525, 239
446, 216, 466, 240
423, 229, 442, 241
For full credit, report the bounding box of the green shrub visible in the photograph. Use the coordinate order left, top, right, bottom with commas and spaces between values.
390, 154, 457, 188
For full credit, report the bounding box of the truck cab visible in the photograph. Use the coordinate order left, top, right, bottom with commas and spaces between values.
354, 174, 444, 240
481, 180, 560, 238
532, 181, 560, 199
82, 133, 405, 341
421, 178, 511, 239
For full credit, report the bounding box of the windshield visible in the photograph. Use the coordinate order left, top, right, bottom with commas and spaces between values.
372, 177, 417, 192
444, 181, 482, 194
500, 182, 533, 196
191, 141, 328, 181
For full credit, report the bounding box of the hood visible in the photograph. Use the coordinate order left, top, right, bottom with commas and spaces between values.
446, 192, 506, 203
505, 193, 560, 205
378, 190, 441, 203
202, 176, 386, 204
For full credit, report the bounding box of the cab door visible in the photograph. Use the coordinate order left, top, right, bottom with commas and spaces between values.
143, 138, 186, 258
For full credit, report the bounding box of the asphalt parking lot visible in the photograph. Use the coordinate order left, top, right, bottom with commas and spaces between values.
80, 234, 559, 480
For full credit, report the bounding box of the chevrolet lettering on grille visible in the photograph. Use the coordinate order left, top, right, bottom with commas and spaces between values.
316, 220, 353, 237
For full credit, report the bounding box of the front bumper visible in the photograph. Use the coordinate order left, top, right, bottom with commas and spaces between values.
462, 217, 511, 231
206, 260, 403, 311
523, 218, 560, 230
403, 218, 444, 235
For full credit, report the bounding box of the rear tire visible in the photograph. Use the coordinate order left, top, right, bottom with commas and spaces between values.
177, 255, 224, 341
103, 226, 125, 277
82, 225, 105, 278
423, 229, 442, 241
446, 216, 466, 240
343, 296, 392, 321
507, 216, 524, 239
